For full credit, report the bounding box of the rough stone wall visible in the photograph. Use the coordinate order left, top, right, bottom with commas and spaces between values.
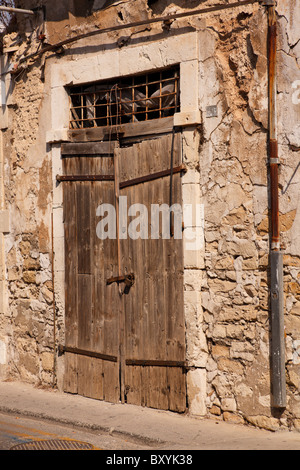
0, 32, 54, 384
196, 1, 300, 430
0, 0, 299, 431
198, 8, 272, 426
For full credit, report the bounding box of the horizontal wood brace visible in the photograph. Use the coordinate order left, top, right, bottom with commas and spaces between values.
125, 358, 188, 368
61, 141, 119, 155
58, 345, 118, 363
68, 117, 175, 142
56, 174, 114, 182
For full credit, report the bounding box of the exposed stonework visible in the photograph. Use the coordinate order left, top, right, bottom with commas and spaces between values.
0, 0, 299, 432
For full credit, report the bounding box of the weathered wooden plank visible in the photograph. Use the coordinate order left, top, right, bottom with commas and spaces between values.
63, 181, 78, 347
90, 358, 104, 400
167, 367, 187, 413
63, 352, 78, 394
124, 365, 142, 406
76, 182, 91, 274
77, 355, 91, 397
63, 162, 79, 395
103, 361, 120, 403
68, 117, 175, 142
147, 367, 169, 410
94, 177, 120, 402
153, 141, 169, 410
77, 274, 92, 351
77, 355, 104, 400
121, 142, 146, 405
61, 141, 119, 155
61, 155, 114, 177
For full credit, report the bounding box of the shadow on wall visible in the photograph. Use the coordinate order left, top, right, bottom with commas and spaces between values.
147, 0, 209, 15
22, 0, 120, 22
70, 0, 134, 18
42, 0, 212, 21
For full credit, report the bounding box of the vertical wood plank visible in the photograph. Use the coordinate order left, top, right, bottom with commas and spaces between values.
63, 352, 78, 394
76, 182, 91, 274
63, 162, 78, 394
103, 361, 120, 403
96, 177, 120, 402
91, 177, 103, 400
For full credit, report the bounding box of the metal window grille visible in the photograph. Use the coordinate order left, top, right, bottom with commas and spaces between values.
69, 66, 180, 129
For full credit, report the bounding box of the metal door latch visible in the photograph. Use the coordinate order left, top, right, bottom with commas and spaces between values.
107, 273, 135, 294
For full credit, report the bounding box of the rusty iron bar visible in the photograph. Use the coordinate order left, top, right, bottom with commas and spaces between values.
269, 140, 280, 249
0, 6, 34, 15
69, 70, 179, 129
268, 5, 280, 251
58, 344, 118, 363
56, 165, 186, 185
119, 164, 187, 189
125, 358, 188, 369
56, 174, 114, 182
16, 0, 259, 66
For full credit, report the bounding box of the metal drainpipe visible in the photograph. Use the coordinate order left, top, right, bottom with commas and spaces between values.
267, 1, 286, 409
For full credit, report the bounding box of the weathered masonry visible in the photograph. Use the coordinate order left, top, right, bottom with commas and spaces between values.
0, 0, 299, 431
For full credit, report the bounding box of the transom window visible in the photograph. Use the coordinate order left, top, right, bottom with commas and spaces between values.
68, 66, 180, 129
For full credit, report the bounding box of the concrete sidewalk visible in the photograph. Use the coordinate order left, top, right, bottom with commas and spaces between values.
0, 380, 299, 450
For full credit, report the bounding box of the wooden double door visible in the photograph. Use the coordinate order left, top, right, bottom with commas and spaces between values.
60, 133, 187, 412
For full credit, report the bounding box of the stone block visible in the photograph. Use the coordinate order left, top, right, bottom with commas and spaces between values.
179, 60, 199, 111
46, 129, 69, 144
217, 358, 244, 375
230, 341, 255, 362
221, 397, 237, 412
184, 245, 204, 269
223, 412, 244, 424
41, 351, 54, 372
187, 368, 207, 416
184, 269, 201, 292
50, 86, 69, 130
23, 271, 36, 284
0, 211, 9, 233
0, 340, 6, 365
174, 111, 201, 127
182, 186, 202, 214
245, 415, 280, 432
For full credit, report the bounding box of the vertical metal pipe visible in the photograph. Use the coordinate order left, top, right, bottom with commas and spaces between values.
270, 251, 286, 408
267, 3, 286, 409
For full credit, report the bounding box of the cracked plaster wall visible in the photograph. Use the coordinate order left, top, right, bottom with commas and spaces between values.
0, 0, 299, 431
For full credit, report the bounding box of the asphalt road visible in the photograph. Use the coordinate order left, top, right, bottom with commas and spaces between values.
0, 411, 154, 451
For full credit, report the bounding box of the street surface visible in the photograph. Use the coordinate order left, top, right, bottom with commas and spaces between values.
1, 381, 300, 452
0, 411, 153, 451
